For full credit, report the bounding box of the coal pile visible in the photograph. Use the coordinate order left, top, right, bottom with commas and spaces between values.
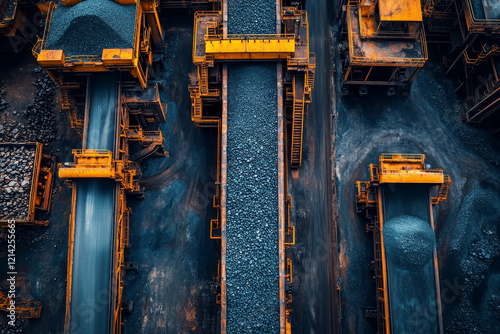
0, 79, 8, 111
0, 145, 36, 221
226, 63, 279, 332
447, 227, 500, 333
383, 215, 435, 270
0, 72, 56, 144
46, 0, 136, 57
227, 0, 276, 34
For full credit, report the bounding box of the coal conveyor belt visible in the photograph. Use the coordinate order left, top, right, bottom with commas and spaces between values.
70, 73, 118, 334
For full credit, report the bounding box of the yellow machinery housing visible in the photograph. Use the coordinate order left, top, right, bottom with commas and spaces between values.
339, 0, 428, 93
355, 154, 450, 334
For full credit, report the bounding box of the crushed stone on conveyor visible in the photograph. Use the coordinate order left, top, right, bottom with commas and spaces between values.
383, 215, 435, 270
226, 63, 279, 332
227, 0, 276, 34
224, 0, 280, 332
46, 0, 136, 57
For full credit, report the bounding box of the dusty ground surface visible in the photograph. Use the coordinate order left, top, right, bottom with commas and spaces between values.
0, 51, 79, 333
334, 24, 500, 333
288, 0, 338, 333
122, 16, 219, 334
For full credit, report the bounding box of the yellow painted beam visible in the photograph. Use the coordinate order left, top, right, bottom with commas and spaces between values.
205, 38, 295, 60
58, 168, 116, 179
378, 172, 444, 184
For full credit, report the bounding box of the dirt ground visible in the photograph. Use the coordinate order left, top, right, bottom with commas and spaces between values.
333, 17, 500, 333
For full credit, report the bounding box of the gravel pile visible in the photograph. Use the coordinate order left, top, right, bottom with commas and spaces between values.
227, 0, 276, 34
46, 0, 136, 57
0, 319, 26, 333
383, 215, 435, 270
226, 63, 279, 333
0, 145, 36, 221
0, 79, 8, 112
0, 72, 57, 144
447, 228, 500, 333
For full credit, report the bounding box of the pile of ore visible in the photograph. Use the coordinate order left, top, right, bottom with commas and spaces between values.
227, 0, 276, 34
0, 145, 36, 221
0, 72, 57, 144
46, 0, 136, 57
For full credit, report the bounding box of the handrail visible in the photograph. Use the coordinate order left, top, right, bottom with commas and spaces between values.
32, 1, 56, 57
380, 153, 424, 161
205, 33, 294, 41
466, 0, 500, 27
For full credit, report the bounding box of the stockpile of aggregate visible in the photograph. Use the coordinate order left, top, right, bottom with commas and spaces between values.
226, 63, 279, 332
383, 214, 439, 334
0, 72, 57, 144
0, 145, 36, 221
227, 0, 276, 34
46, 0, 136, 57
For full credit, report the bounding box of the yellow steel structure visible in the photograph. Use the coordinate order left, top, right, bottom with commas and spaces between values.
376, 154, 445, 184
0, 289, 42, 319
377, 0, 423, 22
33, 0, 163, 89
464, 0, 500, 32
205, 34, 295, 60
341, 0, 428, 88
190, 5, 315, 168
356, 153, 450, 334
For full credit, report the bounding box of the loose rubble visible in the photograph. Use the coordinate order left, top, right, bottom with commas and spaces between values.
226, 62, 279, 333
46, 0, 136, 57
0, 145, 35, 221
383, 215, 435, 270
0, 80, 8, 112
227, 0, 276, 34
0, 72, 56, 143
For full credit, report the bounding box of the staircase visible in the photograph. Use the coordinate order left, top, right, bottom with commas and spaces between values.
290, 98, 304, 168
200, 63, 209, 95
432, 175, 451, 204
60, 90, 83, 134
191, 95, 203, 122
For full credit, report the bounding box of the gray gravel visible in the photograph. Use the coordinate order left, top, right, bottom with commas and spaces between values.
0, 80, 8, 112
227, 0, 276, 34
226, 63, 279, 333
383, 215, 435, 270
46, 0, 136, 57
0, 145, 36, 221
0, 73, 57, 144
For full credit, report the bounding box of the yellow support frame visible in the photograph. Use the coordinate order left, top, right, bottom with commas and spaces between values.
205, 35, 295, 60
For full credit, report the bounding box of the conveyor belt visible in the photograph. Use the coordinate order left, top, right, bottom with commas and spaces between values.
225, 63, 279, 332
222, 1, 282, 332
381, 184, 440, 334
69, 73, 118, 333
